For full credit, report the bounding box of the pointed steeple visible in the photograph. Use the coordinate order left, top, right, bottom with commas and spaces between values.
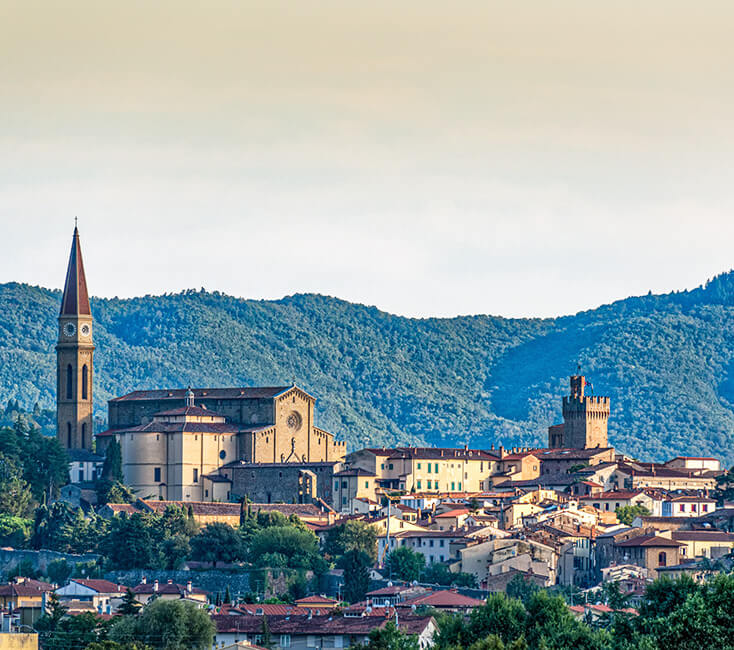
60, 225, 91, 316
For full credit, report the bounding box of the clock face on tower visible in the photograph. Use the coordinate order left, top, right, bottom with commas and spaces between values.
80, 324, 90, 337
63, 322, 76, 337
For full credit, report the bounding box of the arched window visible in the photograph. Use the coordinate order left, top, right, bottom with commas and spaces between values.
658, 551, 667, 567
81, 423, 86, 449
67, 422, 72, 447
66, 364, 73, 399
82, 365, 88, 400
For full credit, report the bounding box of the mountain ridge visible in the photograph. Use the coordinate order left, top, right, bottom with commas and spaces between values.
1, 270, 733, 463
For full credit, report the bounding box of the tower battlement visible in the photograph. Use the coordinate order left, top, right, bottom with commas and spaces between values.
549, 375, 610, 449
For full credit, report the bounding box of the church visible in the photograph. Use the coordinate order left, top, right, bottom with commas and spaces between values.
56, 226, 346, 502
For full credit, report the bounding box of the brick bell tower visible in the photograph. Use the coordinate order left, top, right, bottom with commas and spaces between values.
56, 225, 95, 450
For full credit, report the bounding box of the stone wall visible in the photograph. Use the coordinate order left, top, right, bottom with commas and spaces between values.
0, 549, 100, 577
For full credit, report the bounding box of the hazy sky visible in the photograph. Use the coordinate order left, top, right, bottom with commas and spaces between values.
1, 1, 733, 318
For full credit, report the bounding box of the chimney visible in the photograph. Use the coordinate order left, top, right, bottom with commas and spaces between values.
187, 581, 192, 593
153, 580, 158, 592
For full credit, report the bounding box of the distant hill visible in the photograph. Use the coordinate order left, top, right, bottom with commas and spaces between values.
1, 271, 733, 464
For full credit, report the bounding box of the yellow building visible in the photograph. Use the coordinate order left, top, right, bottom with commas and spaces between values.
0, 578, 54, 628
346, 447, 500, 495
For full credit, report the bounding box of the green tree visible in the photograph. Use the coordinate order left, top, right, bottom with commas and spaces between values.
46, 559, 73, 585
0, 453, 34, 517
160, 534, 191, 570
615, 505, 651, 526
505, 573, 540, 604
111, 599, 215, 650
324, 520, 378, 564
0, 513, 32, 547
359, 621, 420, 650
385, 547, 424, 582
101, 438, 124, 482
190, 522, 243, 568
249, 525, 320, 570
467, 593, 526, 647
342, 549, 372, 603
101, 513, 156, 568
118, 589, 143, 617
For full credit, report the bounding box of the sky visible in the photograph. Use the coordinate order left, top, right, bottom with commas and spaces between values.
1, 1, 733, 318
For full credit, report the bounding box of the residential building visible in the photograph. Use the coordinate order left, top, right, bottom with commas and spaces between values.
211, 613, 437, 650
55, 579, 126, 615
131, 578, 208, 606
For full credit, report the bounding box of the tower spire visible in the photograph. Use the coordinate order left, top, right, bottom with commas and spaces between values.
60, 223, 91, 316
57, 224, 95, 451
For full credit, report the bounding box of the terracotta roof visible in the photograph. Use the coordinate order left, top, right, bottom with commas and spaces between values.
535, 448, 614, 460
367, 585, 416, 596
238, 604, 330, 616
153, 405, 225, 418
133, 580, 208, 596
672, 531, 734, 542
334, 468, 376, 477
295, 595, 338, 605
399, 589, 485, 609
581, 491, 643, 500
112, 421, 240, 435
69, 579, 125, 593
212, 613, 434, 636
615, 535, 682, 548
60, 226, 91, 316
434, 509, 470, 518
0, 579, 54, 597
383, 447, 499, 461
110, 386, 304, 402
502, 452, 539, 461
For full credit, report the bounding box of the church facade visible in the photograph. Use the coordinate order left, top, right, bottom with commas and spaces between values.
97, 385, 346, 501
56, 226, 345, 501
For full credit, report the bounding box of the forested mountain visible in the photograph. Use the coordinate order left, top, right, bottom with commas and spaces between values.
1, 272, 733, 463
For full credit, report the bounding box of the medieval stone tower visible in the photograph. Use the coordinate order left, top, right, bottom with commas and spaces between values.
56, 226, 95, 450
548, 375, 610, 449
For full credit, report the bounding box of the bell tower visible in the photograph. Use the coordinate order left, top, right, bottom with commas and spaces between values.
56, 225, 94, 450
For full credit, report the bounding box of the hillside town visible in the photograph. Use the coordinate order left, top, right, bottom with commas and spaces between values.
1, 229, 733, 650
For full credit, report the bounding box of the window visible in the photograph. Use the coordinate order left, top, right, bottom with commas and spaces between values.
458, 482, 462, 490
389, 463, 394, 470
67, 423, 71, 447
703, 504, 709, 512
342, 496, 347, 505
280, 635, 291, 648
416, 480, 422, 489
335, 481, 339, 491
426, 480, 431, 489
381, 463, 385, 470
78, 469, 84, 482
66, 364, 73, 399
154, 467, 161, 482
342, 480, 348, 488
427, 464, 432, 474
680, 504, 685, 512
417, 463, 421, 469
193, 468, 199, 483
434, 463, 439, 473
440, 540, 445, 547
81, 423, 86, 449
365, 481, 369, 488
81, 364, 88, 399
451, 482, 455, 491
658, 552, 667, 567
